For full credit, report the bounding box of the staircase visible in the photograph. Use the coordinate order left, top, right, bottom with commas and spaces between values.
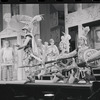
93, 67, 100, 81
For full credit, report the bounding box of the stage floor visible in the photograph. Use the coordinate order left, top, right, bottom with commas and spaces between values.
0, 80, 92, 88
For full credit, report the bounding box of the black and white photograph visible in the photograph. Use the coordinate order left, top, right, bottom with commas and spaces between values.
0, 3, 100, 100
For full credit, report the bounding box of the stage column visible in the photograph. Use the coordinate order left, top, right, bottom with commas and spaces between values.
0, 4, 3, 81
11, 4, 19, 15
17, 34, 23, 81
77, 4, 83, 38
64, 4, 70, 52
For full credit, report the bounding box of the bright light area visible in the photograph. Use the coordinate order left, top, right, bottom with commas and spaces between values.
44, 93, 54, 97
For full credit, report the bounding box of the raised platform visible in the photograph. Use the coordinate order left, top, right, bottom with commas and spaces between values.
0, 80, 93, 100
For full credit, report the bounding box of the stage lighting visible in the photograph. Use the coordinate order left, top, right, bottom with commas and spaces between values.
44, 93, 54, 97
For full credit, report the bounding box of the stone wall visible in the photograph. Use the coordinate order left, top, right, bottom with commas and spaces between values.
66, 4, 100, 28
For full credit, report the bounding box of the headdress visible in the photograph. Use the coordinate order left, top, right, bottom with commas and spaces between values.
21, 14, 44, 32
59, 32, 71, 52
79, 26, 90, 40
3, 13, 11, 20
49, 39, 54, 43
62, 32, 71, 41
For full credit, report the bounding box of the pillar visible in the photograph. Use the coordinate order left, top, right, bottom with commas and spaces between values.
2, 4, 11, 29
11, 4, 20, 16
0, 4, 3, 32
17, 34, 23, 81
64, 4, 70, 52
0, 5, 3, 80
77, 4, 83, 38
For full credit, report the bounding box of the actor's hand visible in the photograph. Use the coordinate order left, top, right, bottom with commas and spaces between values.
15, 44, 20, 47
17, 47, 21, 50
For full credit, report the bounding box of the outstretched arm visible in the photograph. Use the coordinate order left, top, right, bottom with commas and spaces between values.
18, 36, 31, 50
59, 49, 77, 59
87, 50, 100, 61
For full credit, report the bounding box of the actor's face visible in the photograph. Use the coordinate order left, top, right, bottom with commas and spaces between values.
37, 39, 42, 47
63, 43, 67, 49
59, 43, 63, 50
4, 41, 10, 48
50, 40, 54, 45
78, 38, 85, 46
4, 16, 11, 23
24, 29, 27, 33
44, 42, 48, 46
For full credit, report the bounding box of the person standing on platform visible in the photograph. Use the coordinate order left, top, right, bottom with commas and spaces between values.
47, 39, 59, 77
36, 39, 46, 79
1, 40, 15, 81
47, 39, 59, 61
17, 15, 44, 82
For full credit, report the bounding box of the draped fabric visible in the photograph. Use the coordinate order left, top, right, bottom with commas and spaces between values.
9, 15, 32, 31
26, 32, 39, 57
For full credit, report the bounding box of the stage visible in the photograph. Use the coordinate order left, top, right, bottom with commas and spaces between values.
0, 80, 93, 100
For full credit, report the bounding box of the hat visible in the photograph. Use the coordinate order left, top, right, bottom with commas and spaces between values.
3, 13, 11, 20
37, 39, 42, 42
62, 32, 71, 40
49, 39, 54, 43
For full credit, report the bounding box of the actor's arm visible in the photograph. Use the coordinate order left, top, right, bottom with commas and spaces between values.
59, 49, 77, 59
87, 50, 100, 62
0, 49, 3, 63
18, 36, 31, 50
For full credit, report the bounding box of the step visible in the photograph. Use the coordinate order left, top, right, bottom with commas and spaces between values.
94, 74, 100, 76
95, 76, 100, 80
40, 75, 54, 80
92, 68, 100, 74
92, 68, 100, 70
93, 70, 100, 74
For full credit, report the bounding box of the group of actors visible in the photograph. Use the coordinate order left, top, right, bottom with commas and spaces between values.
0, 14, 100, 84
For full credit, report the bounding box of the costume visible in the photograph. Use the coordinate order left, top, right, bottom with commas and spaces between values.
47, 45, 59, 61
51, 33, 72, 83
19, 15, 44, 81
1, 45, 14, 81
68, 26, 95, 83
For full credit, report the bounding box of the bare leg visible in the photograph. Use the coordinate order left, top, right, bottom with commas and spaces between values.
52, 75, 60, 83
52, 72, 65, 83
37, 70, 46, 79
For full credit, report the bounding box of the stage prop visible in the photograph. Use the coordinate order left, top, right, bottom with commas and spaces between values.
0, 13, 26, 81
19, 48, 100, 68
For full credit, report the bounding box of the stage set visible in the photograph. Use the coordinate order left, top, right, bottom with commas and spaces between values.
0, 4, 100, 100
